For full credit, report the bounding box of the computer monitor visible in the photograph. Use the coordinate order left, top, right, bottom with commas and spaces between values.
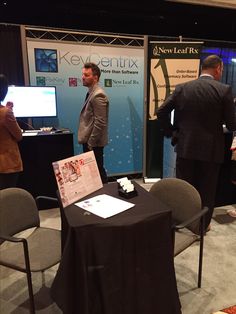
2, 86, 57, 118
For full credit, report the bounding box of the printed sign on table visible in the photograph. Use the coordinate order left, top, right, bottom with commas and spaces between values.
52, 151, 103, 207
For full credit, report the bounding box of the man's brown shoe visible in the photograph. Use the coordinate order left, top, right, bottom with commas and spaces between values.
206, 224, 211, 232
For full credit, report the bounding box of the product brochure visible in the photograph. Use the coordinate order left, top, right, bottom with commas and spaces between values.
53, 151, 103, 207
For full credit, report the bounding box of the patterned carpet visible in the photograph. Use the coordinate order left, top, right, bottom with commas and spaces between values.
213, 305, 236, 314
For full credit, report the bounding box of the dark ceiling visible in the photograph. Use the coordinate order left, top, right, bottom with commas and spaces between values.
0, 0, 236, 43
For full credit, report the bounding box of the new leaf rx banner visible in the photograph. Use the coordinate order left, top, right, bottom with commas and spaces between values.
146, 41, 202, 178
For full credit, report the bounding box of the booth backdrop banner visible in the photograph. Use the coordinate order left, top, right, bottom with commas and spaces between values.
27, 40, 144, 175
146, 41, 202, 178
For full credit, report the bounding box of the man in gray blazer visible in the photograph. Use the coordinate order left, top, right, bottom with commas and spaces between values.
78, 62, 109, 183
156, 55, 236, 230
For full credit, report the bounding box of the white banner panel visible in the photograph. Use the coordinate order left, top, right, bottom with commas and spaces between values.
146, 41, 202, 178
149, 42, 202, 120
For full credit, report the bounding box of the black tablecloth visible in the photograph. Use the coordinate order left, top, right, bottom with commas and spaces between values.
51, 182, 182, 314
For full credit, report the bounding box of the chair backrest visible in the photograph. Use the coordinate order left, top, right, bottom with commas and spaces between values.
0, 188, 40, 238
149, 178, 202, 234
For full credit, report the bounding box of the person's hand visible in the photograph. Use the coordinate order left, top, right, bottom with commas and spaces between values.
6, 101, 14, 110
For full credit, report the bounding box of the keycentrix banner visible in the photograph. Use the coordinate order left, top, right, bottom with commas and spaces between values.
27, 40, 144, 175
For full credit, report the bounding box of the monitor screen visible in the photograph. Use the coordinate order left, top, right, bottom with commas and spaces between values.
2, 86, 57, 118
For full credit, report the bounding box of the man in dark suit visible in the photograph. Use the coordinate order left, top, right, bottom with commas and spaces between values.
78, 62, 109, 183
156, 55, 236, 230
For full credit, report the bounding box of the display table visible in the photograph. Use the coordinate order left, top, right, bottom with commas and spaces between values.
18, 131, 74, 198
51, 182, 182, 314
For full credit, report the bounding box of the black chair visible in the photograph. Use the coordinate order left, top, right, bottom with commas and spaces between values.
149, 178, 208, 288
0, 188, 61, 314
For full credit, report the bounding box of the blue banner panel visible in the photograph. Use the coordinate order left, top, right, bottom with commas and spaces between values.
27, 41, 144, 175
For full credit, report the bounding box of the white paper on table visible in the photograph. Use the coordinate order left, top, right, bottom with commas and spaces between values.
75, 194, 135, 218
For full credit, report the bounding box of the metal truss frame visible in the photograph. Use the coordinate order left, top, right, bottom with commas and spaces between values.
25, 26, 144, 48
